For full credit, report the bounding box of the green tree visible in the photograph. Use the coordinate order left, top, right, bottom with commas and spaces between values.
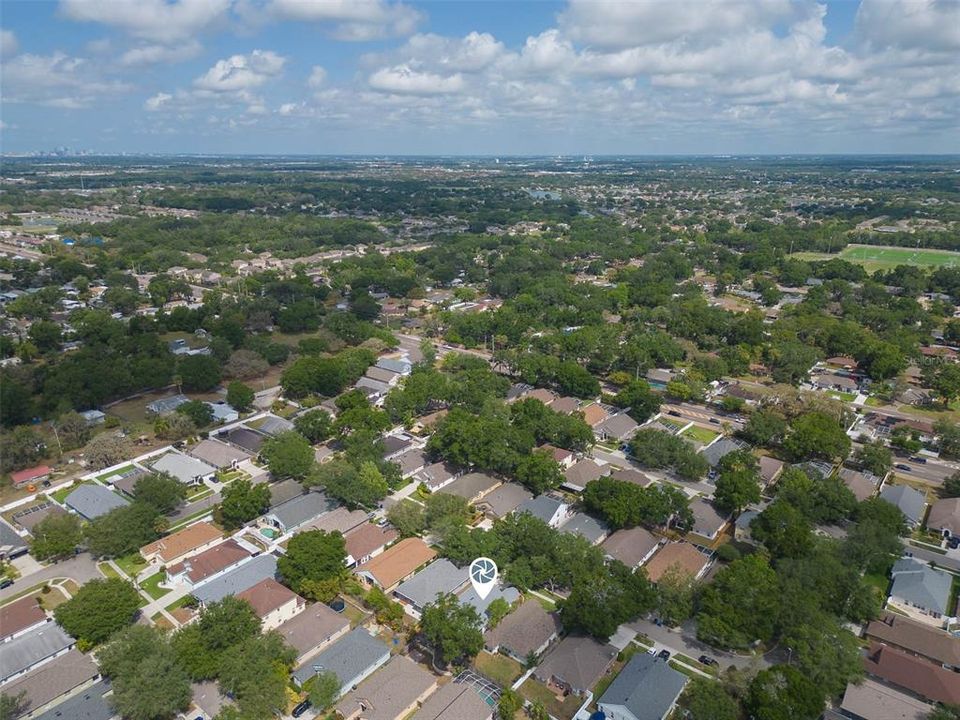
217, 478, 270, 529
853, 440, 893, 477
277, 530, 347, 598
226, 381, 255, 413
314, 459, 388, 509
680, 678, 741, 720
261, 431, 314, 480
559, 563, 656, 640
424, 493, 471, 533
656, 563, 697, 627
293, 409, 334, 444
55, 410, 92, 449
420, 593, 484, 666
154, 412, 196, 441
943, 471, 960, 498
54, 578, 141, 646
746, 665, 824, 720
85, 502, 161, 558
98, 625, 191, 720
739, 408, 787, 447
307, 670, 341, 712
172, 596, 261, 680
386, 499, 426, 537
497, 688, 523, 720
133, 472, 187, 514
697, 554, 780, 650
750, 500, 813, 559
178, 354, 221, 392
176, 399, 214, 428
218, 632, 296, 719
0, 692, 26, 720
515, 450, 564, 495
486, 597, 512, 628
714, 450, 761, 514
784, 412, 851, 461
781, 615, 863, 698
30, 511, 82, 561
611, 380, 662, 423
83, 432, 131, 470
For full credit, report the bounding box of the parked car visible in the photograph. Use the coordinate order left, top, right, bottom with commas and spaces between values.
292, 700, 312, 718
948, 537, 959, 549
0, 578, 13, 589
909, 456, 927, 464
698, 655, 718, 667
895, 464, 912, 471
708, 417, 721, 424
668, 410, 682, 417
657, 649, 671, 660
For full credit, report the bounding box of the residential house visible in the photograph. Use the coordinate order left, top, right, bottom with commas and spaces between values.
595, 413, 639, 442
475, 483, 532, 519
644, 542, 710, 583
688, 498, 729, 541
438, 472, 501, 503
416, 462, 459, 492
9, 465, 52, 489
140, 521, 223, 568
484, 601, 561, 663
539, 444, 576, 469
11, 504, 64, 535
813, 373, 860, 393
0, 596, 48, 643
345, 524, 398, 567
0, 519, 28, 560
275, 602, 350, 664
394, 448, 429, 478
191, 553, 278, 605
879, 485, 927, 528
187, 438, 250, 469
863, 643, 960, 706
356, 537, 437, 591
218, 426, 266, 453
526, 388, 559, 406
534, 634, 618, 696
609, 468, 654, 488
256, 415, 295, 436
927, 497, 960, 541
376, 358, 412, 376
597, 652, 688, 720
758, 456, 784, 486
887, 557, 954, 623
63, 484, 129, 520
838, 678, 932, 720
410, 681, 492, 720
734, 509, 762, 545
166, 538, 253, 587
263, 491, 335, 534
550, 396, 581, 415
506, 383, 534, 402
580, 403, 610, 428
356, 376, 390, 398
29, 680, 113, 720
562, 459, 608, 493
292, 627, 391, 693
838, 467, 881, 502
206, 401, 239, 425
268, 478, 304, 508
0, 649, 99, 719
236, 578, 305, 631
394, 559, 469, 618
365, 366, 400, 386
146, 394, 190, 416
382, 433, 415, 460
516, 494, 572, 528
601, 527, 661, 569
302, 507, 369, 536
865, 611, 960, 670
335, 654, 438, 720
700, 437, 749, 469
457, 583, 521, 628
0, 623, 74, 683
559, 513, 610, 545
150, 452, 217, 486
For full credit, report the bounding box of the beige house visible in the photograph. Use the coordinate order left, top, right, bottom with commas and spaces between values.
140, 521, 223, 568
236, 578, 305, 631
336, 655, 438, 720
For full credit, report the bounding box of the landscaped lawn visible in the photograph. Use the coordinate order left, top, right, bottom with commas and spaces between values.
185, 485, 213, 501
140, 572, 171, 600
475, 651, 524, 687
518, 678, 583, 720
681, 425, 720, 444
96, 465, 138, 483
115, 552, 149, 579
35, 586, 70, 611
98, 562, 121, 579
50, 483, 82, 504
828, 391, 857, 402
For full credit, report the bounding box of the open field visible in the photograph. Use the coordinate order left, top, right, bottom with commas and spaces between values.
792, 244, 960, 273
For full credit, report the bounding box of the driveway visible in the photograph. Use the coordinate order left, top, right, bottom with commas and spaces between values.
0, 552, 102, 602
628, 618, 781, 672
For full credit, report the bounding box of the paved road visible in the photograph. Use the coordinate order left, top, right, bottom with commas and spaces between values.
591, 447, 716, 497
904, 542, 960, 572
0, 552, 101, 602
169, 492, 221, 525
629, 618, 781, 672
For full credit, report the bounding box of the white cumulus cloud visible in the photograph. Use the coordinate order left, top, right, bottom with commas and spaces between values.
59, 0, 231, 44
267, 0, 421, 40
368, 65, 464, 95
194, 49, 286, 92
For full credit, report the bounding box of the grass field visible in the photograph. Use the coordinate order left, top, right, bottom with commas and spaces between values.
792, 244, 960, 273
681, 425, 720, 444
474, 651, 524, 687
140, 572, 171, 600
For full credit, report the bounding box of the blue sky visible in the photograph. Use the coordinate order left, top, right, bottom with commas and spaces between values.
1, 0, 957, 155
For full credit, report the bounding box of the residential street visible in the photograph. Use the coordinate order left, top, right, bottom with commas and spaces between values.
0, 552, 102, 602
628, 618, 782, 672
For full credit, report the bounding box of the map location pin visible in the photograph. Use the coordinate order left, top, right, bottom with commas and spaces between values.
469, 557, 498, 600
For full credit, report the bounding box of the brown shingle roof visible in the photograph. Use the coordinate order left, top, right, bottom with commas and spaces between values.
0, 595, 47, 641
140, 521, 223, 564
345, 524, 398, 563
274, 602, 350, 659
0, 649, 98, 715
534, 635, 617, 694
484, 600, 561, 658
167, 537, 251, 584
602, 527, 661, 568
236, 578, 302, 618
927, 497, 960, 537
336, 655, 437, 720
580, 403, 609, 427
864, 643, 960, 705
644, 542, 709, 583
357, 537, 436, 589
411, 680, 492, 720
866, 612, 960, 668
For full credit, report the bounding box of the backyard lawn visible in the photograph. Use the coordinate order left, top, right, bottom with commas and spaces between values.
681, 425, 720, 444
115, 552, 149, 579
474, 651, 524, 687
518, 678, 582, 720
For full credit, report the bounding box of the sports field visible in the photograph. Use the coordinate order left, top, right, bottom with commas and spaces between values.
792, 244, 960, 273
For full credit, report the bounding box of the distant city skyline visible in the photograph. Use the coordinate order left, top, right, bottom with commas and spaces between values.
1, 0, 958, 155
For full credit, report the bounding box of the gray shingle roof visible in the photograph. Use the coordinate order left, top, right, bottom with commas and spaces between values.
32, 680, 114, 720
880, 485, 927, 525
0, 517, 28, 557
534, 635, 617, 694
438, 472, 500, 501
146, 394, 189, 415
484, 600, 561, 658
411, 680, 491, 720
292, 627, 391, 688
150, 452, 216, 484
689, 498, 729, 538
188, 438, 250, 469
394, 559, 469, 610
266, 491, 335, 531
0, 623, 74, 683
376, 358, 412, 375
517, 495, 566, 525
192, 553, 278, 604
700, 437, 748, 468
889, 557, 953, 615
457, 583, 521, 624
256, 415, 295, 436
0, 649, 98, 716
64, 484, 130, 520
598, 652, 687, 720
477, 483, 532, 518
559, 513, 609, 544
